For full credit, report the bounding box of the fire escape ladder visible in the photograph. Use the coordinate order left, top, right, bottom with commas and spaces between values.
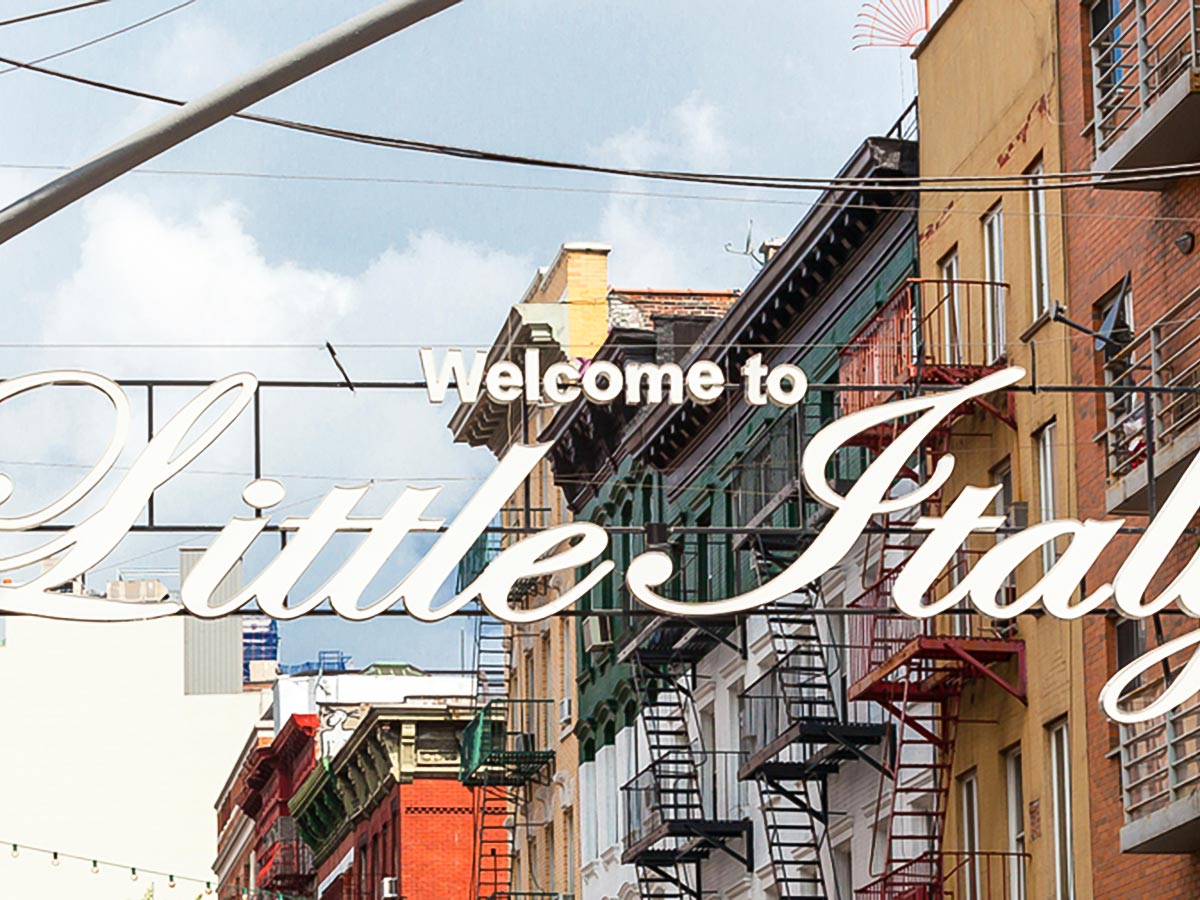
468, 609, 517, 900
635, 862, 700, 900
471, 782, 519, 900
756, 769, 830, 899
871, 665, 964, 890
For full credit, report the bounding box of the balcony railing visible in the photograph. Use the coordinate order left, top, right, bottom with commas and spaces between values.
741, 646, 842, 760
840, 279, 1009, 416
1097, 287, 1200, 508
1119, 674, 1200, 822
459, 700, 555, 786
621, 750, 750, 851
256, 817, 314, 890
1090, 0, 1200, 161
856, 851, 1029, 900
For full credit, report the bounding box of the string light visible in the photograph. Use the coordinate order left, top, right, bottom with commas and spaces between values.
1, 841, 310, 900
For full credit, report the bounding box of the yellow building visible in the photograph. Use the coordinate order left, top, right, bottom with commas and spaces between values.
450, 242, 613, 900
912, 1, 1092, 897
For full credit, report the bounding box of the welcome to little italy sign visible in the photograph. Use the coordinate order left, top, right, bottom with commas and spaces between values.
2, 354, 1199, 727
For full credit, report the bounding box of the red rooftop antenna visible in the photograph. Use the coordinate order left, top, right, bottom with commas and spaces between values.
853, 0, 933, 49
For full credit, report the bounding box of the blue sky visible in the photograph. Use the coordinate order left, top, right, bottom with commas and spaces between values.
0, 0, 916, 668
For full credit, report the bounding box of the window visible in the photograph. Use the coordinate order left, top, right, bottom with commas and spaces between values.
1036, 422, 1059, 573
992, 459, 1018, 610
1006, 748, 1027, 900
565, 809, 576, 893
833, 840, 853, 898
1028, 160, 1052, 318
983, 204, 1007, 361
959, 770, 982, 900
1049, 720, 1075, 900
940, 249, 963, 365
1090, 0, 1125, 136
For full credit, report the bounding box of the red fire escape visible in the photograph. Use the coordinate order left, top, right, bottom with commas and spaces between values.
838, 278, 1027, 899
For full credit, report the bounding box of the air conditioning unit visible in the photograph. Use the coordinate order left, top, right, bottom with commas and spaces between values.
380, 876, 399, 900
582, 615, 612, 653
558, 696, 573, 724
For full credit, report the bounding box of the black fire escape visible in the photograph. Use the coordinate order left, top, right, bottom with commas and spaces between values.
618, 530, 753, 900
738, 537, 890, 900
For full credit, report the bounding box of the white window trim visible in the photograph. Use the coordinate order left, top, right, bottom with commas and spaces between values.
1050, 720, 1075, 900
940, 250, 963, 365
1037, 422, 1059, 573
983, 203, 1007, 362
960, 770, 982, 900
1006, 747, 1027, 900
1028, 161, 1052, 319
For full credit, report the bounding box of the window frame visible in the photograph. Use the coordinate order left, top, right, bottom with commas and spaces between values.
1036, 421, 1059, 573
959, 769, 982, 900
939, 247, 963, 365
1049, 719, 1075, 900
1028, 159, 1052, 319
983, 203, 1007, 362
1006, 746, 1027, 900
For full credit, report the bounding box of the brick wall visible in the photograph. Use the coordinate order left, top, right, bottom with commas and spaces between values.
311, 777, 486, 900
1058, 0, 1200, 894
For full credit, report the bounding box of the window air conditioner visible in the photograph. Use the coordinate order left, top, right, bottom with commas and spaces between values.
380, 876, 399, 900
582, 615, 612, 653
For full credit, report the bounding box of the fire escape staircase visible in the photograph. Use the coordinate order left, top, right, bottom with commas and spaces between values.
848, 528, 1027, 898
740, 536, 890, 900
624, 655, 752, 900
462, 612, 556, 900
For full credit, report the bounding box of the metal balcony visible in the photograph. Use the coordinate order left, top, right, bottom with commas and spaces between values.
839, 279, 1014, 426
855, 851, 1029, 900
739, 646, 887, 779
256, 817, 314, 892
845, 569, 1025, 705
620, 750, 752, 865
1090, 0, 1200, 181
459, 700, 555, 787
1097, 286, 1200, 513
1116, 674, 1200, 851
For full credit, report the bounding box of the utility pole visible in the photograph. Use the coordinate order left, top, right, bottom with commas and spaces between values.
0, 0, 461, 245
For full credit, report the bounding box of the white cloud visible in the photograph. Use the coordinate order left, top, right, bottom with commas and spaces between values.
592, 93, 747, 288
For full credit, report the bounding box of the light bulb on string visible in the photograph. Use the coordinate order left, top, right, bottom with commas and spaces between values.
51, 852, 59, 867
130, 867, 138, 882
204, 882, 214, 895
92, 860, 99, 874
168, 874, 176, 888
9, 844, 17, 858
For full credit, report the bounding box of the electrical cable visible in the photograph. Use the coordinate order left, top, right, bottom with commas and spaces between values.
0, 0, 110, 29
4, 54, 1200, 194
0, 0, 196, 76
2, 840, 307, 900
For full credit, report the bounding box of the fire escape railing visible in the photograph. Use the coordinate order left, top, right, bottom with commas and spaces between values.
855, 850, 1031, 900
256, 816, 313, 890
1091, 0, 1200, 153
839, 278, 1010, 417
1118, 674, 1200, 821
460, 699, 555, 786
1097, 287, 1200, 484
621, 750, 750, 851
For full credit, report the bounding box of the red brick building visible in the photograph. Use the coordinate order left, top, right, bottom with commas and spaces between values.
1058, 0, 1200, 894
289, 703, 494, 900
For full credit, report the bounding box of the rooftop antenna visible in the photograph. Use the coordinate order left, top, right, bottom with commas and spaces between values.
854, 0, 934, 49
725, 219, 764, 268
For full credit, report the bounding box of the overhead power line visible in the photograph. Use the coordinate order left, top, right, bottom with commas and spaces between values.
0, 0, 109, 29
0, 0, 196, 76
5, 54, 1200, 194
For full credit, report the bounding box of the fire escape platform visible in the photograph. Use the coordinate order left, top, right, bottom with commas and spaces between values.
620, 819, 753, 866
847, 635, 1026, 704
739, 721, 890, 781
618, 613, 741, 666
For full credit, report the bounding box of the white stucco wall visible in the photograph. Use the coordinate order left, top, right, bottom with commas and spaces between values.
0, 615, 269, 900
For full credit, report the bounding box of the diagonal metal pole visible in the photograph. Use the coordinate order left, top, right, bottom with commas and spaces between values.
0, 0, 461, 245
